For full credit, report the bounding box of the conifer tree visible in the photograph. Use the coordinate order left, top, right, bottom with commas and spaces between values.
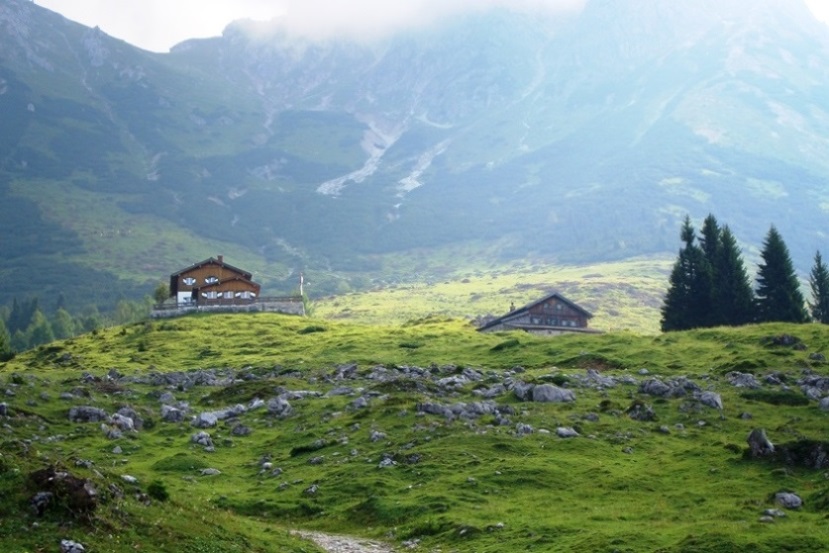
712, 226, 756, 326
661, 216, 714, 331
809, 250, 829, 323
755, 226, 808, 323
0, 318, 9, 358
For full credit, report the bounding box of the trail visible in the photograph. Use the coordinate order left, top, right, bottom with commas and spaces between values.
296, 531, 399, 553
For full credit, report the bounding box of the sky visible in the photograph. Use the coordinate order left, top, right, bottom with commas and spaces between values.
33, 0, 829, 53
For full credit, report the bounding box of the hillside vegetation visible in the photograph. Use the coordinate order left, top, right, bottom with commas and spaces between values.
3, 314, 829, 551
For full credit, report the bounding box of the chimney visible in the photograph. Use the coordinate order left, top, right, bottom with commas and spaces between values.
217, 255, 223, 264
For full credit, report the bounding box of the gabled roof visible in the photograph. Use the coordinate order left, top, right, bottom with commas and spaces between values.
478, 292, 593, 331
171, 257, 253, 280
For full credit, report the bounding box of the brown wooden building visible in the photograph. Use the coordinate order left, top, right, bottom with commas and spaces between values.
169, 256, 261, 306
478, 292, 599, 335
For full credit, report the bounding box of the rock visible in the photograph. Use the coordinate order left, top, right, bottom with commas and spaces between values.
30, 491, 54, 516
68, 406, 108, 423
101, 424, 122, 440
191, 431, 213, 448
775, 492, 803, 509
820, 397, 829, 412
350, 396, 369, 410
200, 468, 221, 476
0, 402, 7, 416
697, 391, 723, 410
231, 424, 251, 436
556, 427, 579, 438
515, 423, 534, 436
29, 467, 98, 516
121, 475, 138, 484
191, 412, 218, 428
626, 401, 657, 422
512, 381, 535, 401
726, 372, 761, 389
112, 446, 122, 454
639, 378, 671, 397
110, 413, 135, 432
60, 540, 86, 553
327, 386, 354, 396
159, 391, 176, 404
378, 457, 396, 469
531, 384, 575, 403
370, 430, 387, 442
161, 404, 186, 423
116, 407, 143, 430
763, 508, 786, 518
747, 428, 775, 457
304, 484, 319, 495
267, 397, 292, 417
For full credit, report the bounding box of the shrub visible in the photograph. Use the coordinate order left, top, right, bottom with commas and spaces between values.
490, 339, 520, 352
147, 480, 169, 502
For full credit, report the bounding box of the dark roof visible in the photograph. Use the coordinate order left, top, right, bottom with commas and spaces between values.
478, 292, 593, 331
170, 257, 253, 280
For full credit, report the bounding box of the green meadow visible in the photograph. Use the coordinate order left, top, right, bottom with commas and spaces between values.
2, 314, 829, 552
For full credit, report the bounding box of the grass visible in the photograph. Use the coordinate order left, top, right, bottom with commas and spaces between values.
3, 314, 829, 551
313, 254, 672, 335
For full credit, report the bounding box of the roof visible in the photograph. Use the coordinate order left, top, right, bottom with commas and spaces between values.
170, 257, 253, 280
478, 291, 593, 332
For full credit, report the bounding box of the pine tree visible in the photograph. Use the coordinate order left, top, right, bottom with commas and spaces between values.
755, 226, 808, 323
0, 318, 9, 358
809, 250, 829, 323
712, 226, 756, 326
661, 216, 714, 331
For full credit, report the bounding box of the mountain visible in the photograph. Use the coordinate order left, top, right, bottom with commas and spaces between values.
2, 0, 829, 312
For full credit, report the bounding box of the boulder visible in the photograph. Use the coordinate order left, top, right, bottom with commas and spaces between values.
726, 372, 761, 389
191, 412, 218, 428
513, 381, 535, 401
267, 397, 292, 417
531, 384, 575, 403
68, 406, 108, 423
775, 492, 803, 509
697, 391, 723, 411
747, 428, 774, 457
191, 431, 213, 448
161, 405, 186, 423
60, 540, 86, 553
556, 427, 580, 438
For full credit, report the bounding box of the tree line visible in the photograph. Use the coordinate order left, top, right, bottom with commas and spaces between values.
0, 295, 154, 359
661, 214, 828, 331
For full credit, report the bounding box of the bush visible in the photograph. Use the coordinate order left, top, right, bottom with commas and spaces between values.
147, 480, 169, 502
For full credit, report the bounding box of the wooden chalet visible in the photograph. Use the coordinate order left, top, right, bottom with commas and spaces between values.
169, 256, 260, 306
478, 292, 599, 335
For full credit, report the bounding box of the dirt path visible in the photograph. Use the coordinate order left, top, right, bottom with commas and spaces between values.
295, 531, 399, 553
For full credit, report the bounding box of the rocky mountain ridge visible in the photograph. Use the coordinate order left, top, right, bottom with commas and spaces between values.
2, 0, 829, 309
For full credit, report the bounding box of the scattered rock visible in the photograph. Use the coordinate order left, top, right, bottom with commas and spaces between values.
60, 540, 86, 553
726, 372, 761, 389
556, 427, 579, 438
68, 406, 108, 423
747, 429, 774, 458
531, 384, 575, 403
200, 468, 221, 476
775, 492, 803, 509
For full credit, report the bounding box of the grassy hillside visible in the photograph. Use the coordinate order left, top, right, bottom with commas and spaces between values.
3, 314, 829, 551
314, 255, 673, 335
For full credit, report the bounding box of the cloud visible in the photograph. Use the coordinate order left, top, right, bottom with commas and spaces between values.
265, 0, 587, 41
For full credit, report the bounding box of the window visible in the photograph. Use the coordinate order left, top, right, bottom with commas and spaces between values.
205, 276, 219, 284
182, 277, 196, 286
